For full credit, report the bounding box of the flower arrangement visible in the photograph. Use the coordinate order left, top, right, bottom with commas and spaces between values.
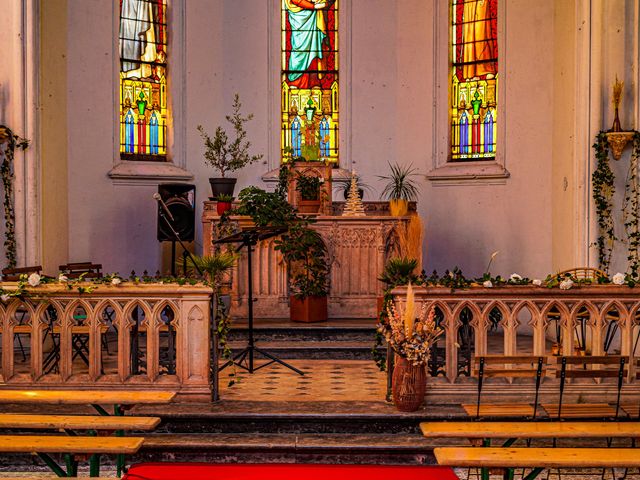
378, 283, 443, 366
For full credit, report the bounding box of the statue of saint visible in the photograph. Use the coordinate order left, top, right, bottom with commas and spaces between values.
284, 0, 335, 89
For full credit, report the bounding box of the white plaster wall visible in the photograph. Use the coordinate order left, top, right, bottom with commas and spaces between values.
44, 0, 638, 279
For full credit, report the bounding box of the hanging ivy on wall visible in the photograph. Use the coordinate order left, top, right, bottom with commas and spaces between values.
623, 132, 640, 278
592, 132, 616, 273
0, 126, 29, 269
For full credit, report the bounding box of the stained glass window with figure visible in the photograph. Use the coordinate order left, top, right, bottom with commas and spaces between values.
281, 0, 339, 165
119, 0, 168, 161
450, 0, 497, 161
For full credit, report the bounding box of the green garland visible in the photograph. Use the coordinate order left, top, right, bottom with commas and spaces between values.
623, 132, 640, 278
592, 132, 616, 273
0, 126, 29, 268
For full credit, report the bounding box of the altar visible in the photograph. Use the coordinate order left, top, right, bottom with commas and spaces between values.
202, 201, 413, 319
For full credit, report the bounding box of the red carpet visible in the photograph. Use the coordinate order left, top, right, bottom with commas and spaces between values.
123, 463, 459, 480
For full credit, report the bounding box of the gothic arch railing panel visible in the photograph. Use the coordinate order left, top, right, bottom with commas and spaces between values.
0, 284, 212, 401
393, 285, 640, 386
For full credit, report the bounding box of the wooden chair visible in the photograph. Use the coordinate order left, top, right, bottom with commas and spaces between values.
542, 355, 628, 419
2, 266, 44, 362
1, 265, 43, 281
59, 262, 102, 279
463, 355, 547, 420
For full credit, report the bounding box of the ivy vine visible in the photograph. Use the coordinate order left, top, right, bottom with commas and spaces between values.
592, 132, 616, 273
622, 132, 640, 278
0, 126, 29, 268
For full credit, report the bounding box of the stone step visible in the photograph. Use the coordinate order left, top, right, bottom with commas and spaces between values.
227, 318, 377, 344
226, 340, 383, 360
136, 432, 452, 465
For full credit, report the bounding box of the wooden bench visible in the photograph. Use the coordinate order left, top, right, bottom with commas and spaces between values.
434, 446, 640, 468
0, 413, 160, 431
0, 389, 173, 475
0, 389, 176, 410
0, 434, 143, 477
541, 355, 628, 419
425, 421, 640, 479
462, 355, 547, 419
421, 421, 640, 441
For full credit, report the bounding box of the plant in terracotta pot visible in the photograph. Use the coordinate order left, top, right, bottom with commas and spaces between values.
378, 283, 443, 411
197, 93, 263, 198
295, 171, 324, 213
378, 162, 420, 216
276, 222, 330, 322
215, 193, 234, 216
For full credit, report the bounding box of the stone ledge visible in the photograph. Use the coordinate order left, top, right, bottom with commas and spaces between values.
108, 161, 193, 185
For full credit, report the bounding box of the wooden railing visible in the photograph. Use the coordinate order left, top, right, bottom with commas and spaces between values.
0, 283, 212, 401
392, 285, 640, 402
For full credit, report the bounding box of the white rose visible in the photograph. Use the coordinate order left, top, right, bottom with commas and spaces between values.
483, 280, 493, 288
559, 278, 574, 290
0, 294, 9, 302
27, 273, 41, 287
58, 274, 68, 283
510, 273, 522, 282
532, 279, 542, 286
111, 277, 122, 286
612, 273, 626, 285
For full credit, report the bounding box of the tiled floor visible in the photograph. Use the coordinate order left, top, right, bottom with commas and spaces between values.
219, 359, 387, 402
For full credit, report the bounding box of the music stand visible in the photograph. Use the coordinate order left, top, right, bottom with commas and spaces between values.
215, 226, 304, 376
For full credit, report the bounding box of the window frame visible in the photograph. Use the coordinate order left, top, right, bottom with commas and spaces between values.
428, 0, 508, 184
109, 0, 192, 185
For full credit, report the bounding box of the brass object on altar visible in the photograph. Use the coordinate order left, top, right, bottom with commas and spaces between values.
605, 131, 634, 160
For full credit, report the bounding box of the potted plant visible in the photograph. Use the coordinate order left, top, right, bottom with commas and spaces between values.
197, 94, 263, 198
227, 167, 330, 322
276, 222, 330, 323
378, 162, 420, 216
378, 283, 443, 411
295, 171, 324, 214
215, 193, 234, 216
333, 173, 371, 200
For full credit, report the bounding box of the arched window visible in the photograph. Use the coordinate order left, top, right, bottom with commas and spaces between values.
119, 0, 167, 161
450, 0, 497, 161
281, 0, 339, 164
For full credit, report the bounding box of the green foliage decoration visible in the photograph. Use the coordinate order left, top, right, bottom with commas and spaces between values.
622, 132, 640, 278
0, 126, 29, 268
377, 162, 420, 201
592, 132, 616, 273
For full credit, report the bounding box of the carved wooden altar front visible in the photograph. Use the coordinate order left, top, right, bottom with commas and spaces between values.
202, 202, 411, 319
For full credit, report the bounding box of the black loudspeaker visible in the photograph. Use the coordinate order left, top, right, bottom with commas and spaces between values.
157, 184, 196, 242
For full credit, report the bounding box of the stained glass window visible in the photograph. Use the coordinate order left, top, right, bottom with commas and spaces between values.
450, 0, 497, 161
119, 0, 167, 161
281, 0, 339, 164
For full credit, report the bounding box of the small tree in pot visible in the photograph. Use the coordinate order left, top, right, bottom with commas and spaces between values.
198, 93, 263, 198
378, 162, 420, 216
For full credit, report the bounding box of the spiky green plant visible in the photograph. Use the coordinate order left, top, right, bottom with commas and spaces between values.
378, 257, 419, 288
182, 252, 237, 286
377, 162, 421, 201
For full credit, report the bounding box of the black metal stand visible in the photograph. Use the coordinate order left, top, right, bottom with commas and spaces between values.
157, 208, 221, 402
216, 228, 304, 376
